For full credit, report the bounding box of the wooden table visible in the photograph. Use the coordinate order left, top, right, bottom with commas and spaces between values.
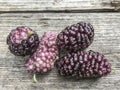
0, 0, 120, 90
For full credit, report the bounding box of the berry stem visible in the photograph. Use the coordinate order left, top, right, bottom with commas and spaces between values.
28, 31, 34, 37
33, 73, 37, 83
112, 67, 116, 72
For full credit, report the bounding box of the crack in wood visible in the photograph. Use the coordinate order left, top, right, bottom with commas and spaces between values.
0, 9, 119, 14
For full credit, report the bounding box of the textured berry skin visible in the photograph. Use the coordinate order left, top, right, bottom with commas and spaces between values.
56, 50, 111, 78
56, 22, 94, 52
7, 26, 39, 56
25, 32, 58, 73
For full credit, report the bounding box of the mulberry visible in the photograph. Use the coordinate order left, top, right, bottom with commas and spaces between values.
25, 32, 58, 74
56, 22, 94, 52
56, 50, 111, 78
7, 26, 39, 56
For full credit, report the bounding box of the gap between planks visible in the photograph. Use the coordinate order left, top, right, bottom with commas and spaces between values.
0, 0, 119, 13
0, 9, 119, 14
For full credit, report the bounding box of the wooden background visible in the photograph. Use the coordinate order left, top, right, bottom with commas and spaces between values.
0, 0, 120, 90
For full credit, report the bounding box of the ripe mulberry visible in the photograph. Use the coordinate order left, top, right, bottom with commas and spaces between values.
7, 26, 39, 56
25, 32, 58, 74
56, 50, 111, 78
56, 22, 94, 52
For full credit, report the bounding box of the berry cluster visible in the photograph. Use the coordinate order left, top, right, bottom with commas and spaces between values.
56, 22, 111, 78
6, 22, 111, 82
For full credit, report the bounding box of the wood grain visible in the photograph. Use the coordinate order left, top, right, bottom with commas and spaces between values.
0, 0, 117, 12
0, 13, 120, 90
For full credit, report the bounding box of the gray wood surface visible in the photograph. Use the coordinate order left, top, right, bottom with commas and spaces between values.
0, 0, 120, 90
0, 13, 120, 90
0, 0, 118, 12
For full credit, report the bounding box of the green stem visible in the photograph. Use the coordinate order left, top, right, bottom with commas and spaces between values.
112, 67, 116, 72
28, 31, 34, 37
33, 73, 37, 83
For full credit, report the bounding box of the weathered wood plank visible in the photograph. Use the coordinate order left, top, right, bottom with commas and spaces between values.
0, 13, 120, 90
0, 0, 118, 12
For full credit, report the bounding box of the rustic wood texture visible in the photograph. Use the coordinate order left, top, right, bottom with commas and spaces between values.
0, 0, 119, 12
0, 13, 120, 90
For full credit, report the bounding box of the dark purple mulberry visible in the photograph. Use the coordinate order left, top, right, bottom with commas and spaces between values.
7, 26, 39, 56
56, 50, 111, 78
56, 22, 94, 52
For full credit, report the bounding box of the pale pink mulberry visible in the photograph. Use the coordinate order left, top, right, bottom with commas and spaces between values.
25, 32, 58, 73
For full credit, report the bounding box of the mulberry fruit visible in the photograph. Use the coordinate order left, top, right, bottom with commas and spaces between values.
56, 22, 94, 52
56, 50, 111, 78
25, 32, 58, 74
7, 26, 39, 56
